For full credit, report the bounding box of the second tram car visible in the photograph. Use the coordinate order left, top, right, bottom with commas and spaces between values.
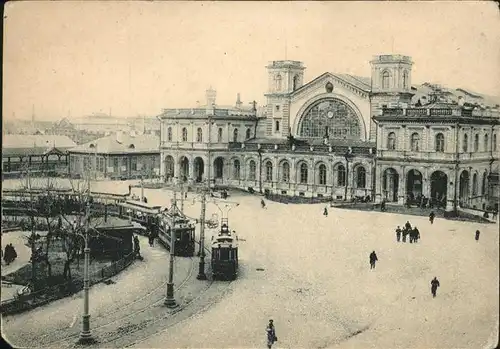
158, 205, 196, 256
211, 219, 238, 280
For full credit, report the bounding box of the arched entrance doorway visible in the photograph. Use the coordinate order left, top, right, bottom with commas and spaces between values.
193, 157, 204, 183
214, 157, 224, 179
179, 156, 189, 182
430, 171, 448, 208
406, 169, 423, 201
164, 155, 174, 181
459, 170, 470, 207
382, 168, 399, 202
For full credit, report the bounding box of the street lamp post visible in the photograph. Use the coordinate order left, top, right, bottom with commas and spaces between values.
196, 190, 207, 280
164, 213, 178, 308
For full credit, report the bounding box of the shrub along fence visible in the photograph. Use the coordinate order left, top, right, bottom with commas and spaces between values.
0, 252, 136, 316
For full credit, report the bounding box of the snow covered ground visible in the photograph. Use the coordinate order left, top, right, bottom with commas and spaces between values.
135, 187, 499, 349
2, 180, 498, 348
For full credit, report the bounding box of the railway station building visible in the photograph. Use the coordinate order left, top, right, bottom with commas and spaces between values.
158, 54, 499, 212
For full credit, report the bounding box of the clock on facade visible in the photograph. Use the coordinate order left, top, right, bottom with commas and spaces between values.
327, 111, 334, 119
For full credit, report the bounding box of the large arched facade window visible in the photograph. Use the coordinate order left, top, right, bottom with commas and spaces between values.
494, 134, 498, 151
281, 162, 290, 183
474, 134, 479, 152
233, 159, 240, 180
196, 127, 203, 143
182, 128, 188, 142
337, 164, 346, 186
248, 160, 256, 180
167, 127, 172, 142
387, 132, 396, 150
318, 164, 327, 185
463, 133, 468, 152
482, 172, 487, 195
299, 163, 308, 184
298, 98, 361, 140
275, 74, 282, 91
356, 166, 366, 188
265, 161, 273, 182
435, 133, 445, 152
382, 71, 390, 89
246, 128, 251, 140
410, 132, 420, 151
484, 134, 489, 152
472, 173, 478, 195
233, 128, 239, 142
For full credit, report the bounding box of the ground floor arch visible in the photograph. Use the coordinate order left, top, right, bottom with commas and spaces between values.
193, 157, 204, 182
214, 157, 224, 179
382, 168, 399, 202
164, 155, 174, 180
406, 169, 423, 200
459, 170, 470, 206
179, 156, 190, 182
430, 170, 448, 208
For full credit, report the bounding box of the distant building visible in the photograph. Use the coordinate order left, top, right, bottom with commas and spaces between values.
68, 131, 160, 180
2, 135, 77, 178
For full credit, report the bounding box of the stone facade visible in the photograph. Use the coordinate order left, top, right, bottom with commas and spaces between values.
159, 54, 500, 210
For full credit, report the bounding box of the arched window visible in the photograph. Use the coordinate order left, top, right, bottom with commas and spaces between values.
233, 128, 239, 142
233, 159, 240, 180
182, 128, 188, 142
246, 128, 251, 140
318, 164, 327, 185
356, 166, 366, 188
482, 172, 487, 195
293, 75, 300, 91
472, 173, 478, 195
265, 161, 273, 182
299, 163, 308, 184
402, 71, 409, 89
196, 127, 203, 143
463, 133, 468, 152
382, 71, 390, 89
474, 134, 479, 152
387, 132, 396, 150
484, 134, 489, 152
217, 128, 223, 143
167, 127, 172, 142
337, 164, 346, 186
275, 74, 282, 91
248, 160, 256, 180
410, 132, 420, 151
494, 134, 497, 151
282, 162, 290, 182
435, 133, 445, 152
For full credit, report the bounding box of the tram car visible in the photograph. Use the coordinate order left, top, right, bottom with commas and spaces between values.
158, 205, 196, 257
115, 199, 163, 231
211, 219, 238, 280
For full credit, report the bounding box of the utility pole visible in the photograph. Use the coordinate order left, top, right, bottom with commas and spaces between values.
180, 181, 184, 213
164, 212, 178, 308
196, 190, 207, 280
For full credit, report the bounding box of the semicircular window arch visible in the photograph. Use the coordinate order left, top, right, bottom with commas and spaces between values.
298, 98, 362, 140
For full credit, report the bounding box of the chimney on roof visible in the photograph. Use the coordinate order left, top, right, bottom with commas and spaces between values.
206, 87, 217, 108
236, 93, 242, 109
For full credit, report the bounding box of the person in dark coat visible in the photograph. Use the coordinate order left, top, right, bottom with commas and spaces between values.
431, 277, 440, 298
475, 230, 480, 241
414, 227, 420, 242
429, 211, 435, 224
369, 251, 378, 269
405, 221, 412, 230
396, 226, 402, 242
133, 236, 142, 259
261, 199, 266, 209
323, 207, 328, 217
266, 319, 277, 349
402, 228, 408, 243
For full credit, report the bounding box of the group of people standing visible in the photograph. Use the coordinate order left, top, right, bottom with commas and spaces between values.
2, 243, 18, 265
395, 221, 421, 243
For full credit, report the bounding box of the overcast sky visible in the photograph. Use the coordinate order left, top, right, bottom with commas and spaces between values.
3, 1, 500, 121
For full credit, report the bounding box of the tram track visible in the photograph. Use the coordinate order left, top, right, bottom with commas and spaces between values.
30, 254, 196, 348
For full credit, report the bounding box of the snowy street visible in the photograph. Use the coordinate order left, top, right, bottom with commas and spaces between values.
2, 183, 498, 348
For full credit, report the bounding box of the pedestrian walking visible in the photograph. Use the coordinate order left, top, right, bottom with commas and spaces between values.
261, 199, 266, 209
405, 221, 412, 230
266, 319, 277, 349
323, 207, 328, 217
475, 230, 480, 241
429, 211, 435, 224
396, 226, 402, 242
133, 236, 142, 260
369, 251, 378, 269
431, 277, 440, 298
